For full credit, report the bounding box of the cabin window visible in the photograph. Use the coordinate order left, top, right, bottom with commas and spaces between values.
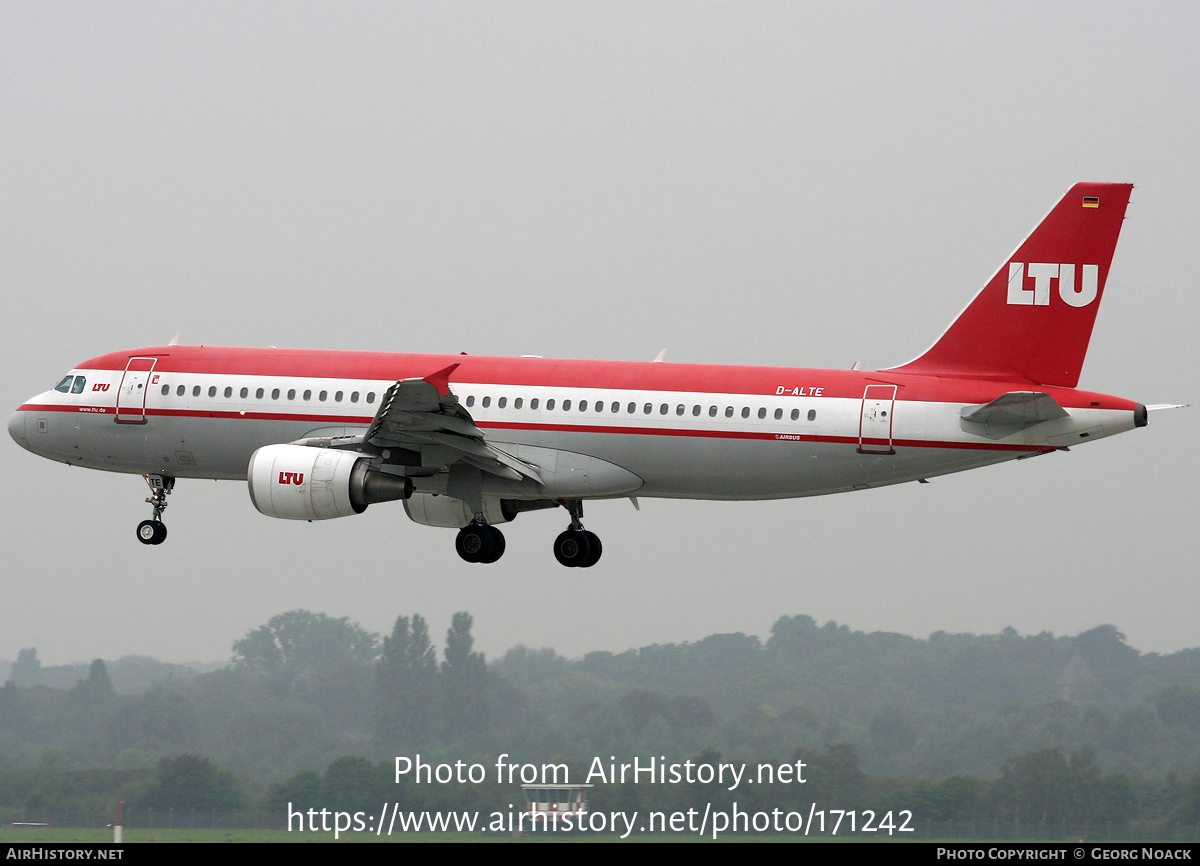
659, 404, 668, 415
531, 398, 539, 410
287, 389, 296, 400
225, 387, 233, 398
709, 406, 717, 417
54, 375, 74, 393
161, 385, 170, 396
498, 397, 507, 408
611, 401, 620, 413
366, 392, 376, 404
302, 390, 311, 400
319, 390, 328, 401
725, 407, 734, 418
177, 385, 186, 397
271, 388, 280, 400
465, 395, 475, 407
350, 391, 359, 403
692, 405, 700, 416
334, 391, 343, 402
209, 386, 217, 397
644, 403, 652, 414
547, 399, 555, 410
192, 386, 200, 397
256, 388, 265, 399
742, 407, 750, 418
240, 387, 249, 399
562, 399, 572, 411
791, 409, 800, 421
482, 396, 491, 408
514, 397, 523, 409
808, 409, 817, 421
579, 400, 588, 412
676, 404, 685, 416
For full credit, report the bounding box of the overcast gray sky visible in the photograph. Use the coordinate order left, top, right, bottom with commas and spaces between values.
2, 1, 1195, 667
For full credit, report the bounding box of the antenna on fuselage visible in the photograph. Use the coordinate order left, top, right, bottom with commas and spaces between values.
168, 332, 181, 346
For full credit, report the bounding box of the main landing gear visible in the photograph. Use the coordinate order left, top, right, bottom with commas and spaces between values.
452, 499, 603, 567
456, 522, 506, 564
136, 475, 173, 546
553, 500, 602, 568
553, 529, 601, 568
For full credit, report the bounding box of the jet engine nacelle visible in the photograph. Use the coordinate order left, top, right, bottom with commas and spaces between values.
403, 492, 519, 528
248, 444, 412, 520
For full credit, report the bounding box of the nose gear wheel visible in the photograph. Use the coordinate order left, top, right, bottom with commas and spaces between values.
136, 519, 167, 545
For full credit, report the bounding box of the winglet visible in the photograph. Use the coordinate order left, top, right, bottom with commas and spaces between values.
423, 363, 460, 395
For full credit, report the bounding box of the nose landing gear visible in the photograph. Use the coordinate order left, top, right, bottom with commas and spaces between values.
136, 475, 173, 546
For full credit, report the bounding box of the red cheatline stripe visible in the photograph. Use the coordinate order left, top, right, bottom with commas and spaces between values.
17, 404, 113, 414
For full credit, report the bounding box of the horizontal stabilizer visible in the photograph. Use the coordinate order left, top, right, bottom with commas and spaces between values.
961, 391, 1068, 427
1146, 403, 1188, 412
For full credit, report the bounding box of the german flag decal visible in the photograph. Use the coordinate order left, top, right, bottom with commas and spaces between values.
1083, 196, 1100, 208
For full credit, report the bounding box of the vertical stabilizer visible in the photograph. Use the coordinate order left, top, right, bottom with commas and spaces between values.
884, 183, 1132, 387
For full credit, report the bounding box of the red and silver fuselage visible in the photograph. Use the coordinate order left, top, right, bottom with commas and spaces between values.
9, 344, 1144, 502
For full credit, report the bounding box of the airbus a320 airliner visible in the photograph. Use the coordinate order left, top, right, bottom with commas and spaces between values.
9, 183, 1171, 567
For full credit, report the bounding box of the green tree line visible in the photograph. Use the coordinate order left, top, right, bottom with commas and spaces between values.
2, 610, 1199, 828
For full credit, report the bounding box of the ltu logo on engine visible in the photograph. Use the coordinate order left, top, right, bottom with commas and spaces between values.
278, 472, 305, 485
1007, 263, 1098, 307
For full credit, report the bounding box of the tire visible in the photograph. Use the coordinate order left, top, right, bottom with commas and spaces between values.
553, 529, 592, 567
479, 526, 506, 563
151, 522, 168, 545
137, 520, 160, 545
579, 530, 602, 567
455, 525, 493, 563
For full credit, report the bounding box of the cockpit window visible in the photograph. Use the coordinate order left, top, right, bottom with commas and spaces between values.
55, 375, 74, 393
71, 376, 87, 394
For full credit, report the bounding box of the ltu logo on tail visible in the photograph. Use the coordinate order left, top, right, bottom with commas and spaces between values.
1007, 263, 1098, 307
278, 472, 304, 485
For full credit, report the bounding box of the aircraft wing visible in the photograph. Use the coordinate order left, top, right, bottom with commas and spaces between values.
363, 364, 542, 483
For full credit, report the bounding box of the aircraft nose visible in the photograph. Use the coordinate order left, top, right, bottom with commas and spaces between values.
8, 411, 26, 448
